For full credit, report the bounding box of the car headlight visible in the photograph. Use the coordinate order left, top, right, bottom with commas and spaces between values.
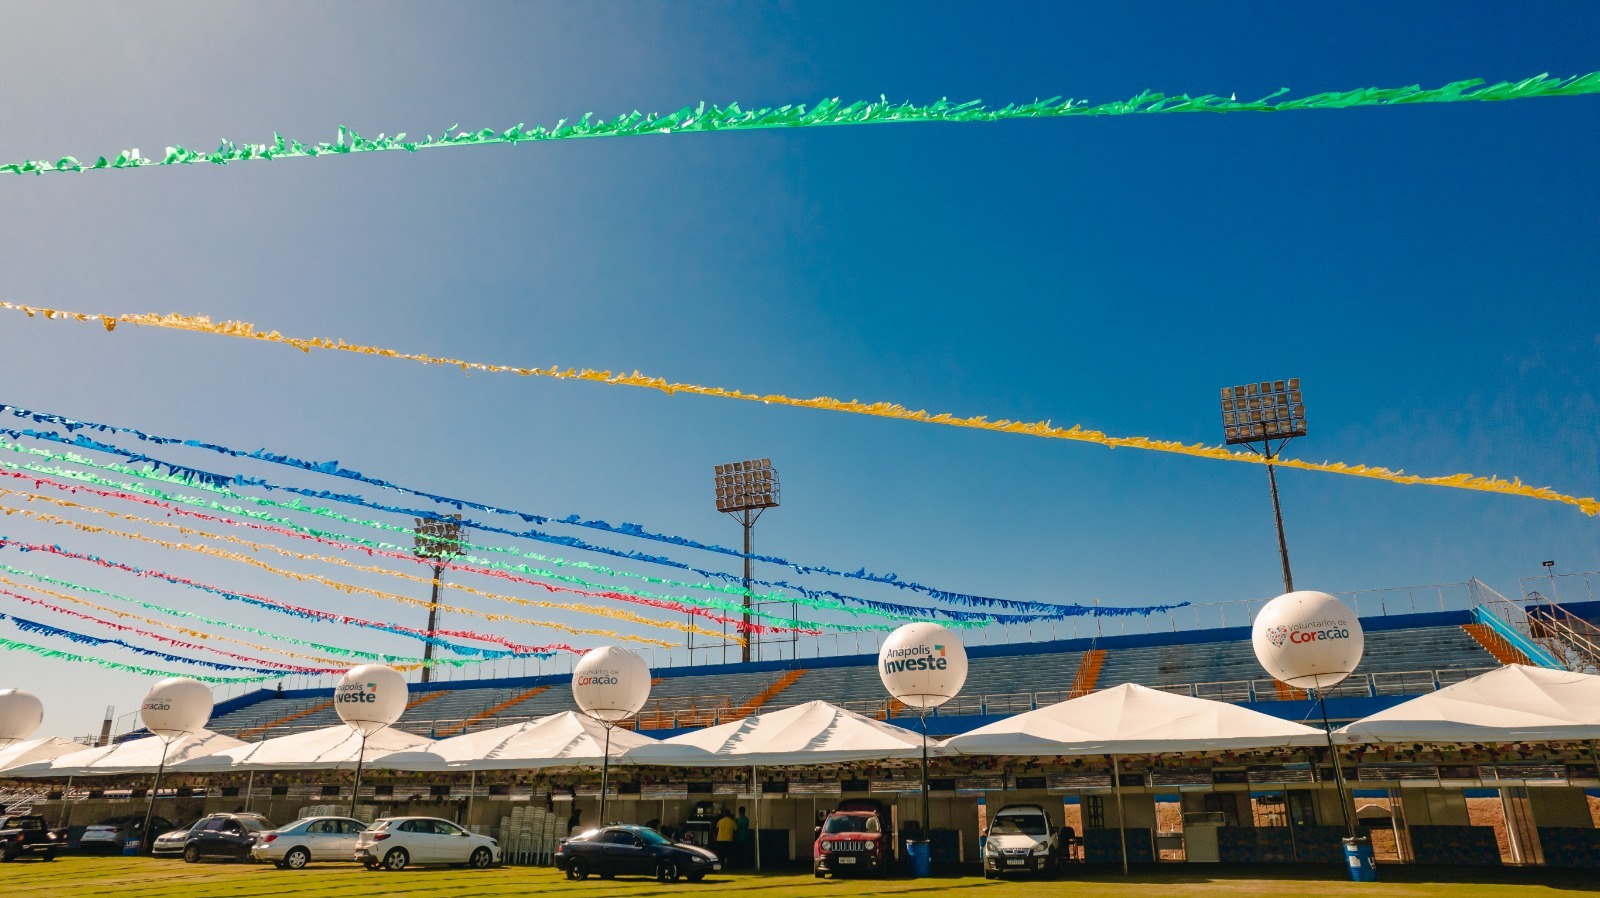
1032, 842, 1050, 855
985, 841, 1000, 855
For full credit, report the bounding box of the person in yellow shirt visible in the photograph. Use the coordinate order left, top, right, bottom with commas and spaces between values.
713, 808, 736, 864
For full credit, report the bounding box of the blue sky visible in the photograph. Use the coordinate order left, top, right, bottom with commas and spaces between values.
1, 2, 1597, 739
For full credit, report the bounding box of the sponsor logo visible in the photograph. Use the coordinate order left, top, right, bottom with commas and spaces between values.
881, 644, 948, 675
576, 669, 620, 687
142, 701, 171, 711
1267, 619, 1351, 647
336, 682, 378, 704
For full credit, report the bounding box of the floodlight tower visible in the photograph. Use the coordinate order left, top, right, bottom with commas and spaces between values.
1220, 379, 1306, 593
714, 459, 780, 664
414, 514, 464, 683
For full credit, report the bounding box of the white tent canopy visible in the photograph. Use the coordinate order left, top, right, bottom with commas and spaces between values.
9, 729, 246, 777
1336, 664, 1600, 744
173, 725, 434, 773
376, 711, 658, 772
626, 700, 930, 767
944, 683, 1329, 756
0, 737, 82, 774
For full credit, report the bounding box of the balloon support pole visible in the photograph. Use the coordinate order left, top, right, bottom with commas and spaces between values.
139, 738, 172, 856
599, 724, 611, 827
1113, 751, 1129, 875
1317, 691, 1355, 838
350, 731, 368, 819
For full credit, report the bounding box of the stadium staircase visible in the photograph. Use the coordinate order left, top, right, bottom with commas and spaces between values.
727, 668, 807, 720
1067, 649, 1106, 698
1460, 623, 1532, 666
1523, 592, 1600, 674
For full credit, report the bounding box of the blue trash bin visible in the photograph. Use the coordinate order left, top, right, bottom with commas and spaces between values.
1342, 837, 1377, 882
122, 838, 141, 857
905, 840, 931, 878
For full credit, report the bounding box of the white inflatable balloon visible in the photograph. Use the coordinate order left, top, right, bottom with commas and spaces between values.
1252, 590, 1365, 690
0, 688, 44, 744
878, 622, 968, 710
335, 665, 409, 736
140, 678, 214, 739
572, 646, 651, 723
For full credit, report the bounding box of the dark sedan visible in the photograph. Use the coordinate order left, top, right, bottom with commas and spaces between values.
182, 813, 273, 863
556, 825, 721, 883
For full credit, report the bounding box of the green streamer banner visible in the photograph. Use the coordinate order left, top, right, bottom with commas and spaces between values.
4, 72, 1596, 177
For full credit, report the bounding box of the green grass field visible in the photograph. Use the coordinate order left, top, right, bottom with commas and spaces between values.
6, 858, 1599, 898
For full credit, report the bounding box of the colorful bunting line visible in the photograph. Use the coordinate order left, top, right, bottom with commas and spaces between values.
0, 611, 290, 675
0, 534, 579, 657
0, 581, 348, 673
0, 416, 1182, 620
2, 306, 1593, 521
0, 465, 899, 634
4, 72, 1596, 177
0, 562, 516, 670
0, 494, 744, 643
0, 634, 277, 683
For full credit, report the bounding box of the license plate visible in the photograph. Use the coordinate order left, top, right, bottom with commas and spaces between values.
712, 864, 721, 871
1006, 859, 1025, 866
837, 856, 856, 864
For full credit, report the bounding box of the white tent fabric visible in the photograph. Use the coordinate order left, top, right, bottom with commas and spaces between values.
0, 737, 82, 773
376, 711, 658, 772
10, 729, 246, 777
943, 683, 1328, 755
625, 700, 930, 767
172, 725, 434, 772
1335, 664, 1600, 744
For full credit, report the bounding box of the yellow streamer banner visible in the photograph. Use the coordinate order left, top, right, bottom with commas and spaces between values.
4, 302, 1593, 517
0, 497, 698, 648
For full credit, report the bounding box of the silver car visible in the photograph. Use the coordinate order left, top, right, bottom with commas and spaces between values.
251, 816, 369, 869
152, 820, 203, 858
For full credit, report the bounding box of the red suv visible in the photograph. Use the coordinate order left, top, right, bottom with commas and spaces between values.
813, 799, 890, 878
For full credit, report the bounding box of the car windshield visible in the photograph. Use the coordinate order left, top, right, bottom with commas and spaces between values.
823, 815, 878, 834
236, 817, 271, 832
633, 828, 670, 845
990, 816, 1047, 836
3, 818, 40, 830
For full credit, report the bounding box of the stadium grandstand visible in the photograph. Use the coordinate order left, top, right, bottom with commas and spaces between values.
199, 580, 1600, 743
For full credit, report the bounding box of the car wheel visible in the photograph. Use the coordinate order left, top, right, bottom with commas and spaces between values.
983, 868, 992, 879
469, 847, 492, 869
815, 872, 826, 879
686, 872, 705, 882
183, 845, 201, 864
656, 860, 680, 883
382, 848, 409, 871
566, 857, 589, 881
283, 847, 310, 870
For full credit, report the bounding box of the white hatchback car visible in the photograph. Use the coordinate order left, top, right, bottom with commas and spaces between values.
354, 816, 499, 871
252, 816, 369, 869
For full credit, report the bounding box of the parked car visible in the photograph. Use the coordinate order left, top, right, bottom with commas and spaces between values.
353, 816, 498, 871
982, 804, 1062, 878
152, 820, 204, 858
813, 799, 890, 878
79, 814, 174, 854
556, 824, 721, 883
0, 814, 68, 861
182, 813, 274, 863
252, 816, 369, 869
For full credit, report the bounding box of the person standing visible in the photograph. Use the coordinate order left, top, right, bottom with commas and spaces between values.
567, 809, 582, 835
713, 808, 736, 864
734, 806, 751, 868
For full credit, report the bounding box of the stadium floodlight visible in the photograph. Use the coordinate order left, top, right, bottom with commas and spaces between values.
713, 459, 781, 664
1220, 379, 1306, 593
414, 514, 463, 683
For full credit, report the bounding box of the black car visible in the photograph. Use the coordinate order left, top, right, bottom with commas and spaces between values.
556, 825, 721, 883
0, 815, 68, 861
183, 813, 274, 863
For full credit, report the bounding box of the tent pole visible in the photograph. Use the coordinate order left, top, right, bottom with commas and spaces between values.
244, 770, 255, 813
467, 770, 476, 828
58, 776, 73, 829
599, 725, 611, 827
350, 732, 367, 819
1112, 752, 1128, 875
140, 739, 171, 856
919, 713, 931, 850
753, 763, 761, 872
